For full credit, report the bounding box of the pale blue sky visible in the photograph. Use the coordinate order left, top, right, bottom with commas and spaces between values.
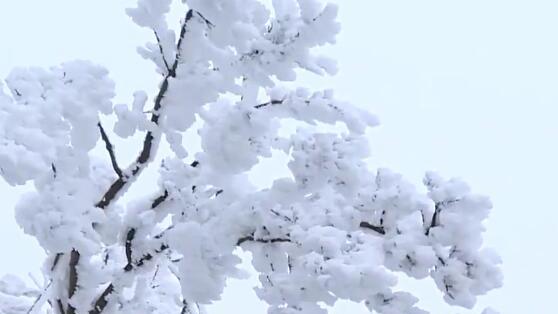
1, 1, 557, 313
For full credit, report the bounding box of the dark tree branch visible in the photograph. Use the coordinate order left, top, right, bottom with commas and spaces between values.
98, 122, 123, 178
134, 244, 170, 268
236, 234, 291, 246
88, 284, 113, 314
425, 202, 442, 236
254, 99, 283, 109
88, 242, 168, 314
425, 199, 460, 236
124, 228, 136, 272
132, 220, 387, 268
154, 31, 171, 72
359, 221, 386, 235
180, 300, 195, 314
236, 221, 386, 248
51, 253, 63, 272
66, 250, 80, 314
151, 190, 169, 209
123, 190, 168, 271
51, 163, 57, 178
195, 11, 214, 27
57, 299, 66, 314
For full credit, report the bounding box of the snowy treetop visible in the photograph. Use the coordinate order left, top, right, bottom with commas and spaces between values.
0, 1, 501, 313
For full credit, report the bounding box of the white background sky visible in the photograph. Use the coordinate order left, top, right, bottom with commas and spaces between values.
1, 1, 557, 313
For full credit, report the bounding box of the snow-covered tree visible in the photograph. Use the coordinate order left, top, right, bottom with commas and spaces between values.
0, 1, 502, 313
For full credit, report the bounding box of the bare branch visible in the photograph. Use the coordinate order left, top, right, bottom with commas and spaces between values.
359, 221, 386, 235
425, 199, 460, 235
425, 202, 441, 236
98, 122, 123, 178
254, 99, 283, 109
151, 189, 169, 209
51, 253, 63, 272
88, 284, 113, 314
237, 234, 291, 246
124, 228, 136, 272
66, 250, 80, 314
57, 299, 65, 314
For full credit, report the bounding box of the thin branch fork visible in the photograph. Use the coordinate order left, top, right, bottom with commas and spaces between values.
425, 199, 460, 236
154, 31, 171, 72
124, 190, 169, 271
95, 10, 195, 210
90, 189, 171, 313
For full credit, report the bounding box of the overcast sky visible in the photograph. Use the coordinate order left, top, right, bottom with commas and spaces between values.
1, 1, 557, 313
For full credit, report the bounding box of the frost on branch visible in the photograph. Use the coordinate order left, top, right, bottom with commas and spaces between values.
0, 275, 39, 314
0, 0, 501, 314
0, 61, 114, 185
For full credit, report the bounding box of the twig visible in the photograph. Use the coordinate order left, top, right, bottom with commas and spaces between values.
26, 280, 53, 314
359, 221, 386, 235
236, 234, 291, 246
124, 228, 136, 272
425, 199, 460, 235
151, 190, 169, 209
254, 99, 283, 109
154, 31, 171, 72
51, 253, 63, 272
98, 122, 123, 178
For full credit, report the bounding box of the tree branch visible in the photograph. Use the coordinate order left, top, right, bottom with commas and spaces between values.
131, 219, 387, 269
87, 9, 199, 314
124, 190, 169, 271
95, 10, 194, 210
89, 189, 170, 313
151, 189, 169, 209
425, 199, 460, 235
134, 243, 170, 268
124, 228, 136, 272
88, 284, 113, 314
57, 299, 66, 314
236, 221, 386, 247
359, 221, 386, 235
237, 234, 291, 246
66, 250, 80, 314
425, 202, 441, 236
51, 253, 63, 272
98, 122, 123, 178
254, 99, 283, 109
154, 31, 171, 72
